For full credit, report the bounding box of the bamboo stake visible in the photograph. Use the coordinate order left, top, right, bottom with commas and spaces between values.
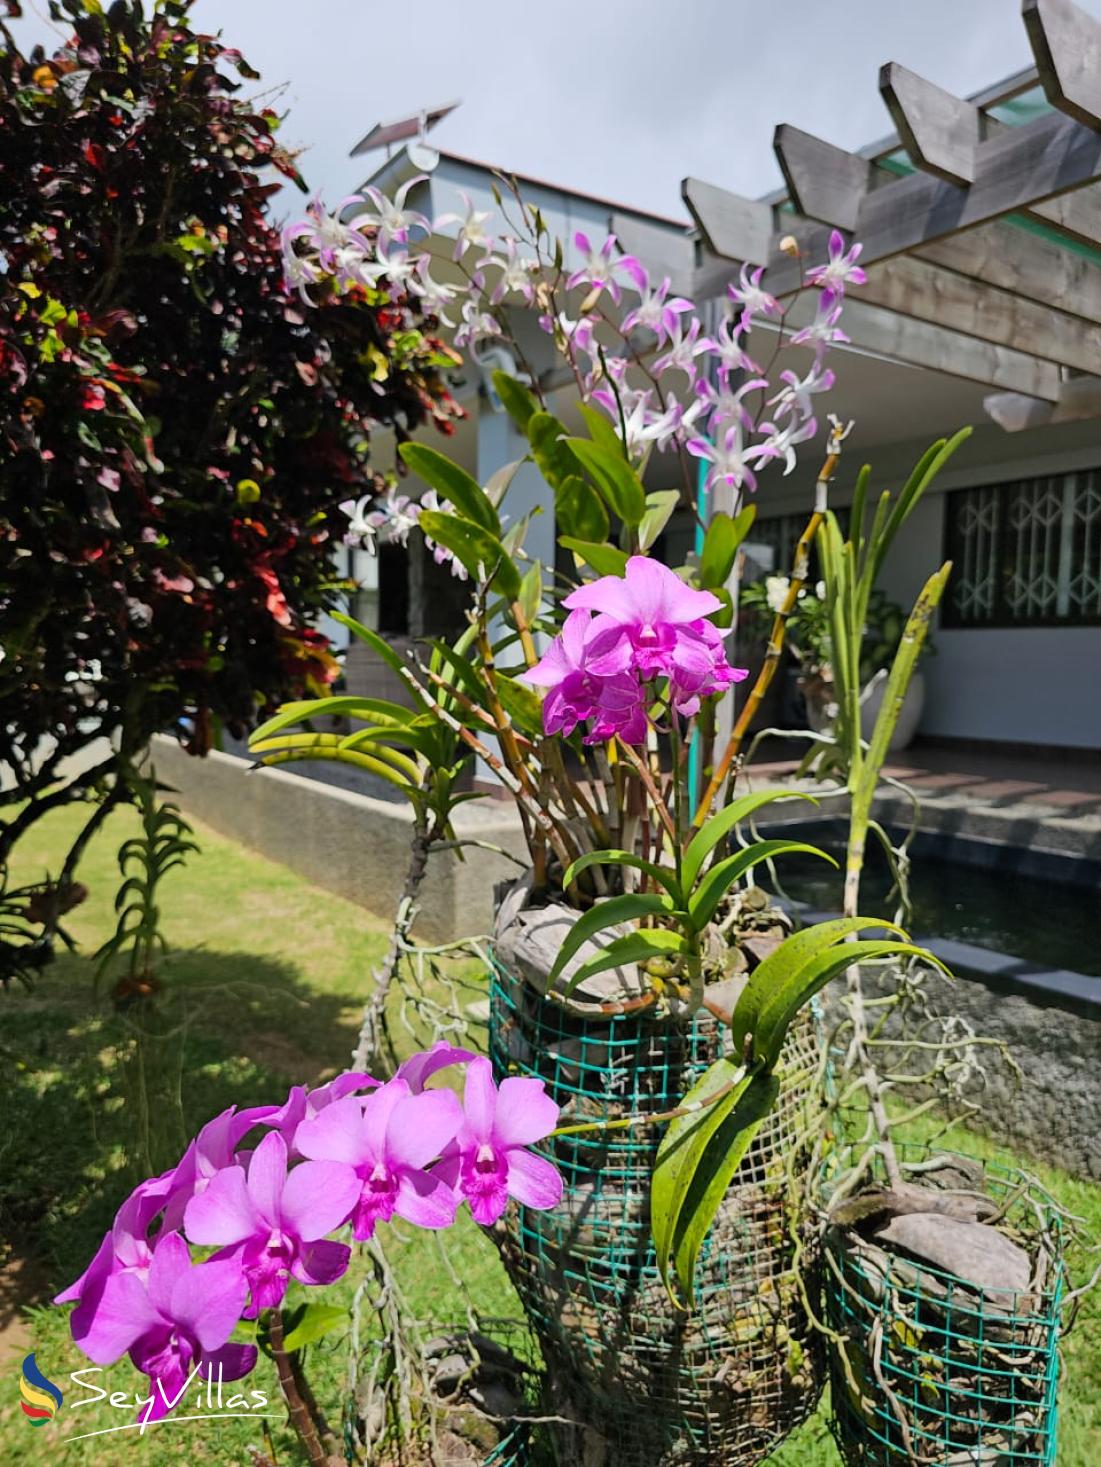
691, 418, 853, 827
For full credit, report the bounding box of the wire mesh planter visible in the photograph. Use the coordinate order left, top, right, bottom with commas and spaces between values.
488, 951, 826, 1466
823, 1147, 1065, 1466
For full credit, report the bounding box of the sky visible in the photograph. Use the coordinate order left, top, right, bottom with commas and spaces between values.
14, 0, 1101, 219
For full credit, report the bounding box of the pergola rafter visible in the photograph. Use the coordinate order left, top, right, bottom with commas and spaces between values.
616, 0, 1101, 423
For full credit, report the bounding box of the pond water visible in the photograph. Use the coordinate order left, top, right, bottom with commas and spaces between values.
758, 825, 1101, 977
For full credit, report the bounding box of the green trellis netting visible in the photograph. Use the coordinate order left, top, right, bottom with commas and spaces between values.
488, 952, 826, 1466
824, 1148, 1065, 1467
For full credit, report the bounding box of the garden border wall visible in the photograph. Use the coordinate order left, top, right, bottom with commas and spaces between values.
149, 735, 527, 946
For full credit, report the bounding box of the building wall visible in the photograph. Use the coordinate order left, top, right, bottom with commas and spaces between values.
756, 418, 1101, 752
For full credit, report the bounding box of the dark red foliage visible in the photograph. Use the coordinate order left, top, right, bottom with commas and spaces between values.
0, 0, 461, 830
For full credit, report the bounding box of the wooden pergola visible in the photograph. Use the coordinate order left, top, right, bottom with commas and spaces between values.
614, 0, 1101, 431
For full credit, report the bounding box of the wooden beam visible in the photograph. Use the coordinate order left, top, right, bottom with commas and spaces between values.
749, 106, 1101, 296
1024, 0, 1101, 132
916, 218, 1101, 326
774, 124, 873, 230
609, 212, 696, 295
879, 62, 981, 185
681, 177, 771, 266
984, 373, 1101, 429
858, 254, 1101, 372
782, 293, 1062, 398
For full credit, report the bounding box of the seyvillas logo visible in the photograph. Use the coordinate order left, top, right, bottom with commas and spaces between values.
19, 1353, 64, 1427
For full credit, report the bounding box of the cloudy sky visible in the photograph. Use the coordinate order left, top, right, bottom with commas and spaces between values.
15, 0, 1101, 217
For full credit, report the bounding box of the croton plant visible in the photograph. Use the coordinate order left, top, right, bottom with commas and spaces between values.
0, 0, 461, 974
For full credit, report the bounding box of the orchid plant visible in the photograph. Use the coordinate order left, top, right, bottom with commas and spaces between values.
54, 1043, 562, 1463
257, 187, 946, 1305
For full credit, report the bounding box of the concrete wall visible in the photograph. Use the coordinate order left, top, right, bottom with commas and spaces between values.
151, 735, 527, 944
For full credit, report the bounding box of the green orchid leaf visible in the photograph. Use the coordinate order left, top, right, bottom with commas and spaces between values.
528, 411, 581, 491
682, 791, 819, 891
556, 473, 610, 543
750, 938, 945, 1070
418, 510, 521, 601
547, 892, 676, 987
560, 928, 689, 999
699, 506, 756, 589
687, 840, 836, 930
566, 438, 647, 527
563, 849, 682, 901
559, 538, 629, 577
652, 1058, 779, 1303
578, 401, 629, 458
492, 369, 539, 431
400, 442, 500, 535
638, 490, 680, 552
280, 1302, 348, 1354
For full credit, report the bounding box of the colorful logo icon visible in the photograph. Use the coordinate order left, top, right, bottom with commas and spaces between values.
19, 1353, 63, 1427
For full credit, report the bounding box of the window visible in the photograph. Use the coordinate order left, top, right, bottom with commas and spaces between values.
943, 469, 1101, 627
749, 507, 849, 579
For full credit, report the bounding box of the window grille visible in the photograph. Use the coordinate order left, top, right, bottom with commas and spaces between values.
944, 469, 1101, 627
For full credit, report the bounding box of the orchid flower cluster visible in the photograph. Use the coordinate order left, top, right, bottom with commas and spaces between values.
281, 184, 863, 547
55, 1044, 561, 1424
522, 556, 747, 742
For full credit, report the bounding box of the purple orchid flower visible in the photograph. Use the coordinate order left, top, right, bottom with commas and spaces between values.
806, 229, 867, 292
295, 1078, 462, 1240
350, 176, 431, 252
566, 232, 641, 305
436, 1058, 562, 1226
791, 288, 849, 360
727, 264, 781, 330
396, 1040, 476, 1092
652, 315, 714, 384
72, 1230, 256, 1424
687, 422, 760, 495
621, 274, 694, 345
562, 557, 723, 678
161, 1102, 280, 1231
261, 1071, 379, 1159
518, 608, 646, 743
183, 1130, 360, 1316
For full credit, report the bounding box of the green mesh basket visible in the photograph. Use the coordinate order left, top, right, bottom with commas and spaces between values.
823, 1147, 1064, 1466
489, 951, 826, 1466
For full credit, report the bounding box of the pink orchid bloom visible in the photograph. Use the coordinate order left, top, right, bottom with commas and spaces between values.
397, 1040, 477, 1092
350, 176, 431, 252
747, 415, 820, 476
434, 190, 493, 262
621, 274, 694, 345
666, 617, 749, 716
183, 1130, 360, 1316
454, 297, 503, 348
295, 1078, 462, 1240
72, 1231, 256, 1424
261, 1071, 379, 1158
791, 288, 849, 360
518, 608, 645, 743
487, 237, 538, 304
806, 229, 867, 292
696, 375, 769, 438
727, 264, 781, 329
767, 364, 836, 423
712, 315, 762, 376
641, 392, 707, 453
567, 231, 641, 305
563, 556, 722, 675
436, 1058, 562, 1226
686, 423, 759, 495
161, 1102, 281, 1231
652, 316, 714, 384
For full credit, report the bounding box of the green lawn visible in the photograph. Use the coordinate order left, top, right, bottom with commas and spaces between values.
1, 802, 1097, 1464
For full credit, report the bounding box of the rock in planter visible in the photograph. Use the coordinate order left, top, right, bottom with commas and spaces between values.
823, 1148, 1065, 1466
488, 879, 826, 1467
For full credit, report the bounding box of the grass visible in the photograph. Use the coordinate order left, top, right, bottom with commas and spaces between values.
0, 801, 1097, 1464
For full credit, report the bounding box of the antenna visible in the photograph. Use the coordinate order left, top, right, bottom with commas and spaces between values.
349, 100, 461, 172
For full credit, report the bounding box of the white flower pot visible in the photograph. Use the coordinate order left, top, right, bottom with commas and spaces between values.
859, 671, 925, 752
